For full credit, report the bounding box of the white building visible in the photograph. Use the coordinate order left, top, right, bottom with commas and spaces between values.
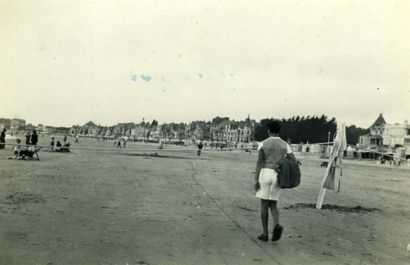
382, 122, 410, 148
382, 121, 410, 147
382, 121, 410, 159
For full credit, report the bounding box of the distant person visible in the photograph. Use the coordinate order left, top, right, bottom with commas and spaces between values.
254, 120, 296, 242
117, 140, 121, 148
60, 142, 71, 152
12, 139, 23, 158
56, 141, 62, 151
25, 132, 31, 145
63, 135, 67, 143
123, 137, 127, 148
0, 128, 6, 149
248, 142, 253, 155
197, 141, 203, 156
31, 130, 38, 146
50, 137, 55, 151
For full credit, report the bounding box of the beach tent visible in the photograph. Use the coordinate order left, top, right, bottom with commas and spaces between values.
344, 145, 355, 158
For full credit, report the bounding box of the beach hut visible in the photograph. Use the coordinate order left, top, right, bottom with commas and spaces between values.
344, 145, 356, 158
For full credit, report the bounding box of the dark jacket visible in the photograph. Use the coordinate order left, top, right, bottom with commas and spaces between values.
31, 133, 38, 145
0, 131, 5, 149
277, 157, 301, 189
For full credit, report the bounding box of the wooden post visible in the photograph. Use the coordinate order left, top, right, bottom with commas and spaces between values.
316, 122, 346, 209
316, 187, 326, 209
316, 157, 333, 209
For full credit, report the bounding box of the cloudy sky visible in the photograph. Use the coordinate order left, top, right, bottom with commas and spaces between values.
1, 0, 409, 127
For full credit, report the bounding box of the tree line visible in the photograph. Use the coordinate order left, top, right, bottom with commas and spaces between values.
254, 115, 368, 145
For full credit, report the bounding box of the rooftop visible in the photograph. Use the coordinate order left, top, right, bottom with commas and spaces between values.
370, 114, 386, 128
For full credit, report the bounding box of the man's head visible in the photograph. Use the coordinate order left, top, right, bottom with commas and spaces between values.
266, 120, 281, 134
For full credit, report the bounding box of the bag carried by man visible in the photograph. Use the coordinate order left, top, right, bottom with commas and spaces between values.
277, 157, 301, 189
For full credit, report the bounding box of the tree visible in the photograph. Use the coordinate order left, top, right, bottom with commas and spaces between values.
253, 118, 273, 141
160, 124, 171, 138
212, 116, 230, 125
346, 125, 369, 145
151, 119, 158, 127
253, 115, 338, 143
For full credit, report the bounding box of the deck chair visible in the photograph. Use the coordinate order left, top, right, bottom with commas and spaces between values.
18, 147, 43, 160
56, 143, 70, 153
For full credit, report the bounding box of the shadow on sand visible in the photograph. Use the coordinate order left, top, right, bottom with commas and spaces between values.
122, 152, 191, 160
283, 203, 381, 213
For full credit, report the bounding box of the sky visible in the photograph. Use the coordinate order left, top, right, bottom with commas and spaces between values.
1, 0, 409, 128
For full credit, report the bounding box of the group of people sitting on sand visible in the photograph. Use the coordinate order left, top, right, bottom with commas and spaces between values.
1, 129, 75, 160
113, 137, 127, 148
11, 139, 38, 159
50, 137, 71, 152
10, 130, 41, 160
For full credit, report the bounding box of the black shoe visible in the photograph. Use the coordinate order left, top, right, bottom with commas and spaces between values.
272, 225, 283, 241
258, 234, 268, 241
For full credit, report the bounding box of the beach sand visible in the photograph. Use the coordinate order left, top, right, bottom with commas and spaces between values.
0, 138, 409, 265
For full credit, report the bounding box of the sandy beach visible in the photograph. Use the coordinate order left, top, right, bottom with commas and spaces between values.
1, 138, 409, 265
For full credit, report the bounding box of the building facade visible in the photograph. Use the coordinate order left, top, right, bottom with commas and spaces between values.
358, 114, 386, 147
0, 118, 11, 130
382, 122, 410, 148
